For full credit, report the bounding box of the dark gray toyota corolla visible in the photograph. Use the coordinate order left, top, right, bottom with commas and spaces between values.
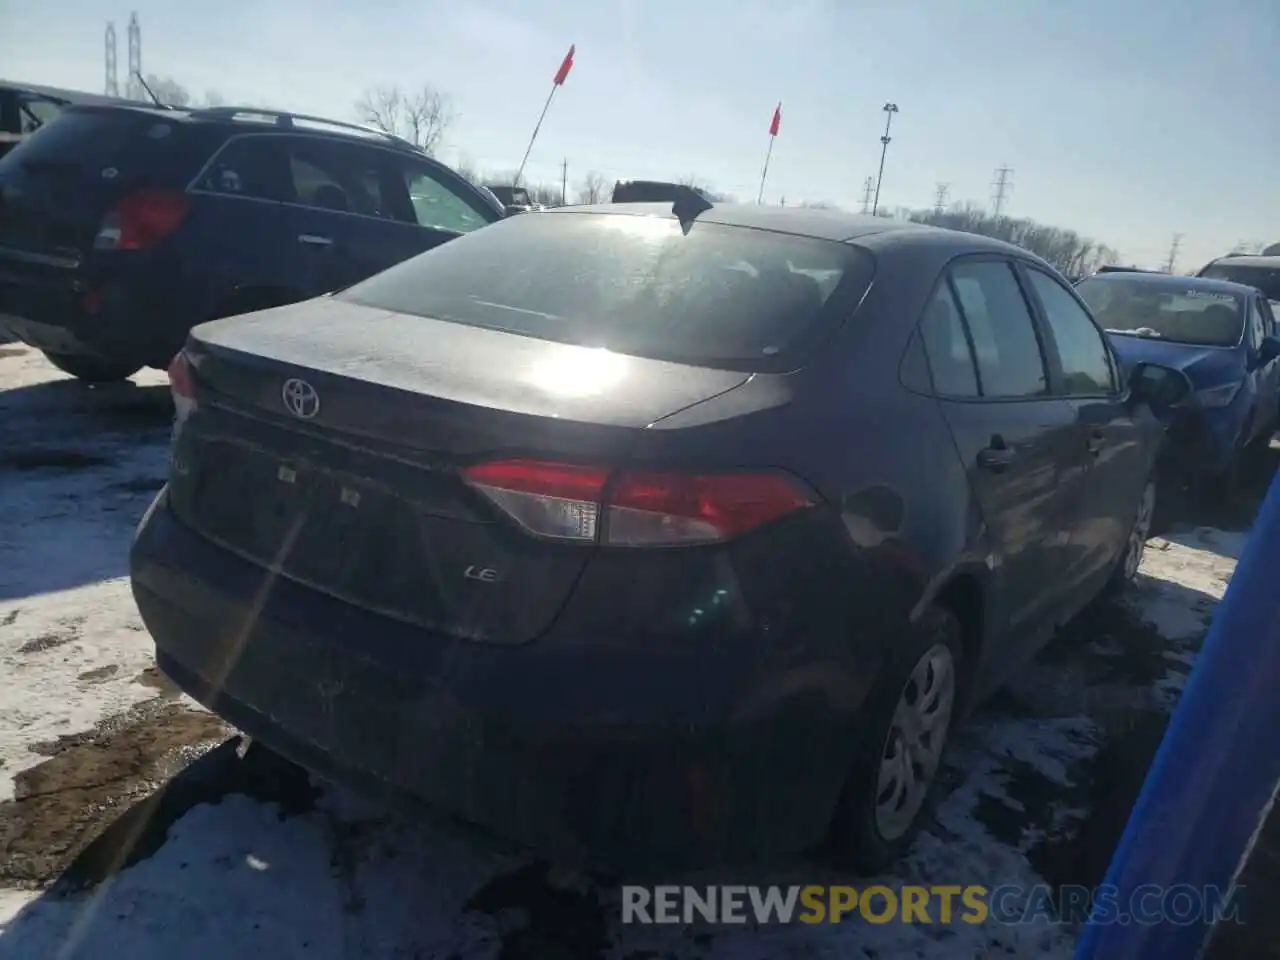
130, 201, 1190, 873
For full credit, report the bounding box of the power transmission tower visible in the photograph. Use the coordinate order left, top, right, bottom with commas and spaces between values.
860, 176, 875, 214
1164, 233, 1183, 274
127, 13, 142, 101
933, 182, 950, 215
104, 22, 119, 97
992, 166, 1013, 218
560, 158, 568, 206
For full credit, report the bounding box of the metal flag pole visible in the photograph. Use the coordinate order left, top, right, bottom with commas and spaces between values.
757, 136, 775, 205
757, 102, 781, 205
515, 44, 574, 187
1074, 466, 1280, 960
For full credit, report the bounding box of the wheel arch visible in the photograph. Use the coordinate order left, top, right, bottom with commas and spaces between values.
910, 560, 991, 711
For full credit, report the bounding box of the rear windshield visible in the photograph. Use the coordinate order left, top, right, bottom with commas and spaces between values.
0, 109, 140, 170
1198, 263, 1280, 303
1077, 278, 1244, 348
337, 211, 874, 371
0, 107, 207, 183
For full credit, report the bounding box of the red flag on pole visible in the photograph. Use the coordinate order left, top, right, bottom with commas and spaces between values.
553, 45, 576, 85
769, 102, 782, 137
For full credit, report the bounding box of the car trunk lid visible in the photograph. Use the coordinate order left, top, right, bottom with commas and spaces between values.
167, 298, 751, 644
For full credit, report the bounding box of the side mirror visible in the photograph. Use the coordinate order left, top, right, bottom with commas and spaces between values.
1257, 335, 1280, 367
1128, 361, 1193, 410
503, 204, 525, 217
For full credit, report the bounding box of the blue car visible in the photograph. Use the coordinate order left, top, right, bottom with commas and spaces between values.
1075, 272, 1280, 490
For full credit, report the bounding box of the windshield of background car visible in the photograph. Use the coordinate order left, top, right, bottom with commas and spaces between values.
1198, 263, 1280, 305
337, 212, 874, 372
1077, 278, 1245, 348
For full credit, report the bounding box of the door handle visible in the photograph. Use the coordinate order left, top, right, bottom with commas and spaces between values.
298, 234, 333, 247
977, 446, 1015, 471
1086, 429, 1104, 456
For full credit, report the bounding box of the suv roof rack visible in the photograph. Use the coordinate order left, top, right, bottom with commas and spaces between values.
185, 106, 420, 152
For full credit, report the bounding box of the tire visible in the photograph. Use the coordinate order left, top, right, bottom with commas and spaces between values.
43, 351, 141, 383
1107, 475, 1156, 592
827, 604, 964, 874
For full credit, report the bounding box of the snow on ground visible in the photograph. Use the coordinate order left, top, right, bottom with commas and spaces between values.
0, 345, 1243, 959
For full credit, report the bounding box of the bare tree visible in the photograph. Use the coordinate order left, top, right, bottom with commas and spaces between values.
452, 158, 485, 187
526, 183, 562, 207
354, 84, 456, 155
575, 171, 609, 205
905, 204, 1123, 274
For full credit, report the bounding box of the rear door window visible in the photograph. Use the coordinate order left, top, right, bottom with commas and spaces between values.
337, 211, 874, 371
949, 261, 1049, 398
283, 138, 391, 218
919, 282, 980, 397
194, 135, 289, 201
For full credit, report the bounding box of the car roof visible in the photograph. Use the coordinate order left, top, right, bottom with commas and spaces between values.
550, 202, 1034, 256
1081, 271, 1256, 298
1205, 255, 1280, 270
0, 79, 144, 109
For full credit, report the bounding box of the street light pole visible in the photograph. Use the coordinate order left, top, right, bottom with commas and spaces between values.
871, 102, 899, 216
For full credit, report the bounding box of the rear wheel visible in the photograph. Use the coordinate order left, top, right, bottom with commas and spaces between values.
1108, 476, 1156, 591
828, 605, 963, 874
43, 351, 141, 383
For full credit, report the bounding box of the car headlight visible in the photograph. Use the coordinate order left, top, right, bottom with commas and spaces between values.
1193, 381, 1242, 408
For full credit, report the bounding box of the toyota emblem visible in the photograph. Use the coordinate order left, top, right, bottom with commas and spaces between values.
282, 378, 320, 419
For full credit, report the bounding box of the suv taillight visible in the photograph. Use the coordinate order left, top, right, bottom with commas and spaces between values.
463, 459, 814, 545
167, 350, 196, 434
94, 189, 190, 250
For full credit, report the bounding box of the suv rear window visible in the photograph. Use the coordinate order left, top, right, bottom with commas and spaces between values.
1198, 263, 1280, 303
0, 107, 210, 182
337, 211, 873, 371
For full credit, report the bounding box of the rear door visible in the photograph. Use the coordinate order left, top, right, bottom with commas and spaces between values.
1021, 264, 1146, 598
185, 133, 293, 301
921, 257, 1083, 646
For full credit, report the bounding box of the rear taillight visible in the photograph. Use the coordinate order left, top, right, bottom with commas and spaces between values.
167, 350, 196, 434
94, 189, 190, 250
463, 459, 814, 546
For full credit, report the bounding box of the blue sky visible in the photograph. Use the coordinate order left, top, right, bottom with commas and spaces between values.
4, 0, 1278, 269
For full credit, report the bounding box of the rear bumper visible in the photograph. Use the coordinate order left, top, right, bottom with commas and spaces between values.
0, 250, 204, 366
129, 493, 858, 870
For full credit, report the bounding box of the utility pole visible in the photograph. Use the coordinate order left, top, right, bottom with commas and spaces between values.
933, 182, 950, 216
1164, 233, 1183, 274
860, 176, 875, 215
871, 102, 899, 216
560, 158, 568, 207
992, 166, 1013, 218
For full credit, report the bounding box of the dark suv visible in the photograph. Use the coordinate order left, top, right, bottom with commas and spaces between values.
0, 104, 503, 381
